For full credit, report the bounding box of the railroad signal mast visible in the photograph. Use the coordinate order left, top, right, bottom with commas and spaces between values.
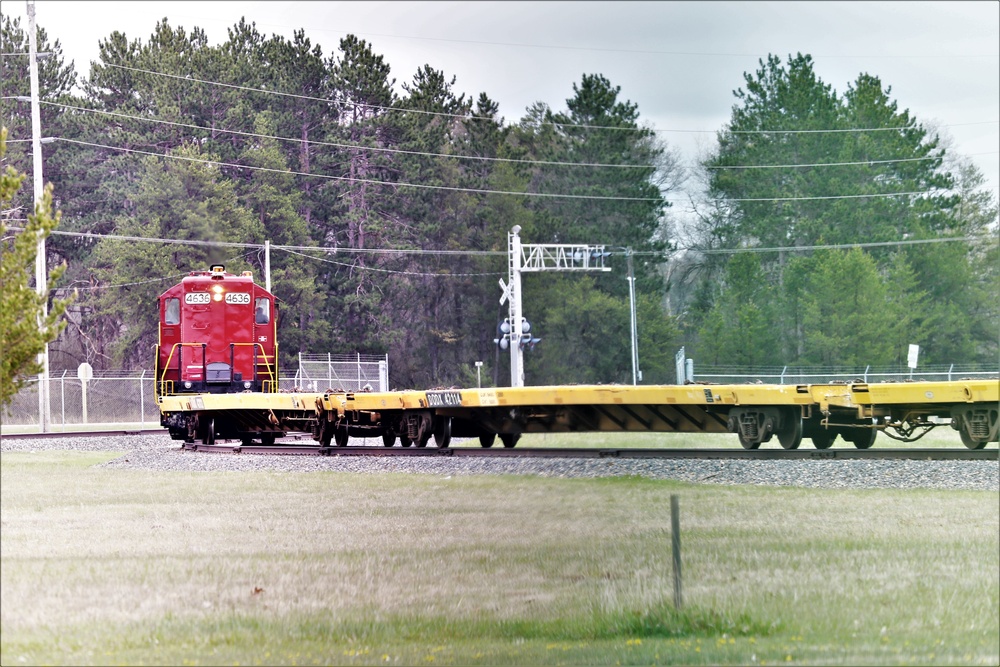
498, 225, 611, 387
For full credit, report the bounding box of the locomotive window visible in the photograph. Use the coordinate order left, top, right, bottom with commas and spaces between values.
164, 298, 180, 324
254, 298, 270, 324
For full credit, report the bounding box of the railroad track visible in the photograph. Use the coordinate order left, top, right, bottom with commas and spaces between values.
182, 442, 998, 460
3, 430, 994, 460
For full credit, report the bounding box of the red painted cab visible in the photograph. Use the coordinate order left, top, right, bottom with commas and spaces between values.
155, 265, 279, 395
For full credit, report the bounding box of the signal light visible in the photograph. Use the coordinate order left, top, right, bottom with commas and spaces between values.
520, 336, 541, 351
495, 318, 540, 352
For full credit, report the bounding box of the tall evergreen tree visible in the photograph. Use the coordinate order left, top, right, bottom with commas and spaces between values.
0, 129, 73, 408
85, 143, 259, 368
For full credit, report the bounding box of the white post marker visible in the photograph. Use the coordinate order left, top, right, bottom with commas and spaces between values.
907, 344, 919, 380
78, 363, 93, 424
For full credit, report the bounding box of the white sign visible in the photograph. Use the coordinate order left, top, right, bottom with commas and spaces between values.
77, 362, 93, 382
498, 278, 511, 305
225, 292, 251, 305
907, 344, 920, 369
184, 292, 211, 304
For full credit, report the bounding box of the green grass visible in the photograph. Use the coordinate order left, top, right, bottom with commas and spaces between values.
1, 449, 997, 665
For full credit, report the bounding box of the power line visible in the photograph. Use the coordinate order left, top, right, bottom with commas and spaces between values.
11, 99, 996, 178
723, 121, 998, 135
7, 227, 505, 256
64, 250, 264, 291
35, 100, 657, 170
721, 191, 932, 202
53, 137, 666, 202
693, 236, 988, 255
707, 156, 942, 170
50, 137, 945, 203
36, 99, 989, 172
103, 63, 999, 137
279, 247, 503, 277
9, 226, 986, 261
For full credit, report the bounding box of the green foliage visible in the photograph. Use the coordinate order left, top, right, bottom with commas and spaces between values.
11, 18, 991, 384
87, 143, 259, 367
0, 129, 74, 409
526, 275, 678, 385
685, 53, 997, 368
695, 253, 782, 367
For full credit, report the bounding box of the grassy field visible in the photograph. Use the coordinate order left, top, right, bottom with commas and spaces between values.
1, 448, 997, 666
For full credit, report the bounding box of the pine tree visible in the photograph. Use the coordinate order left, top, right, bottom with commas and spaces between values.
0, 129, 73, 408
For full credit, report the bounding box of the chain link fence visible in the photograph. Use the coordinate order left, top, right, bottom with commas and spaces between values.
689, 364, 998, 385
1, 368, 294, 433
3, 361, 995, 435
2, 354, 390, 434
293, 353, 389, 392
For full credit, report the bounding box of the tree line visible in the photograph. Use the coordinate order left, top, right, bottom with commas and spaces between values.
1, 18, 996, 397
676, 54, 997, 370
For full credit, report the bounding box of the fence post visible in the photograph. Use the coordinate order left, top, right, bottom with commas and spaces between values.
81, 378, 88, 424
140, 370, 146, 430
60, 370, 66, 429
671, 494, 683, 609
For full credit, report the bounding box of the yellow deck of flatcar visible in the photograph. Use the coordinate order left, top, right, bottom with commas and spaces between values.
158, 379, 998, 414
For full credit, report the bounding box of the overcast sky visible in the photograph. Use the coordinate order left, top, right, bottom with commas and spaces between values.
3, 0, 998, 211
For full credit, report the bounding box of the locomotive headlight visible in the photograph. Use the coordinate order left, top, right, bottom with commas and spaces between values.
212, 285, 224, 302
183, 381, 192, 389
243, 381, 252, 389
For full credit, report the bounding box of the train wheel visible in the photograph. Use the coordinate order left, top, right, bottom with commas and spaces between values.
737, 432, 760, 450
499, 433, 520, 449
400, 434, 413, 447
959, 428, 987, 449
318, 421, 334, 447
334, 422, 349, 447
777, 413, 803, 450
479, 433, 496, 448
433, 417, 452, 448
382, 432, 396, 447
845, 427, 876, 449
811, 431, 836, 449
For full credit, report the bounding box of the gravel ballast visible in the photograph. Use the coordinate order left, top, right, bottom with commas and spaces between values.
2, 433, 997, 491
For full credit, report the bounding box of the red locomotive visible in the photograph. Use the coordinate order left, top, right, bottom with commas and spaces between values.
155, 265, 279, 396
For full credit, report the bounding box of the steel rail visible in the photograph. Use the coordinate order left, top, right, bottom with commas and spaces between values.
180, 443, 998, 461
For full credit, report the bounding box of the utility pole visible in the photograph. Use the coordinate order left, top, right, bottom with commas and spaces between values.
264, 239, 271, 292
626, 249, 640, 385
27, 0, 51, 432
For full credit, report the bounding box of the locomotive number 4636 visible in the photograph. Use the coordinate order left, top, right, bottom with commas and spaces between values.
225, 292, 251, 305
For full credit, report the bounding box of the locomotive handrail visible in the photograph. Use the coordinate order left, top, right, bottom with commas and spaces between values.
229, 342, 278, 392
156, 342, 207, 398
